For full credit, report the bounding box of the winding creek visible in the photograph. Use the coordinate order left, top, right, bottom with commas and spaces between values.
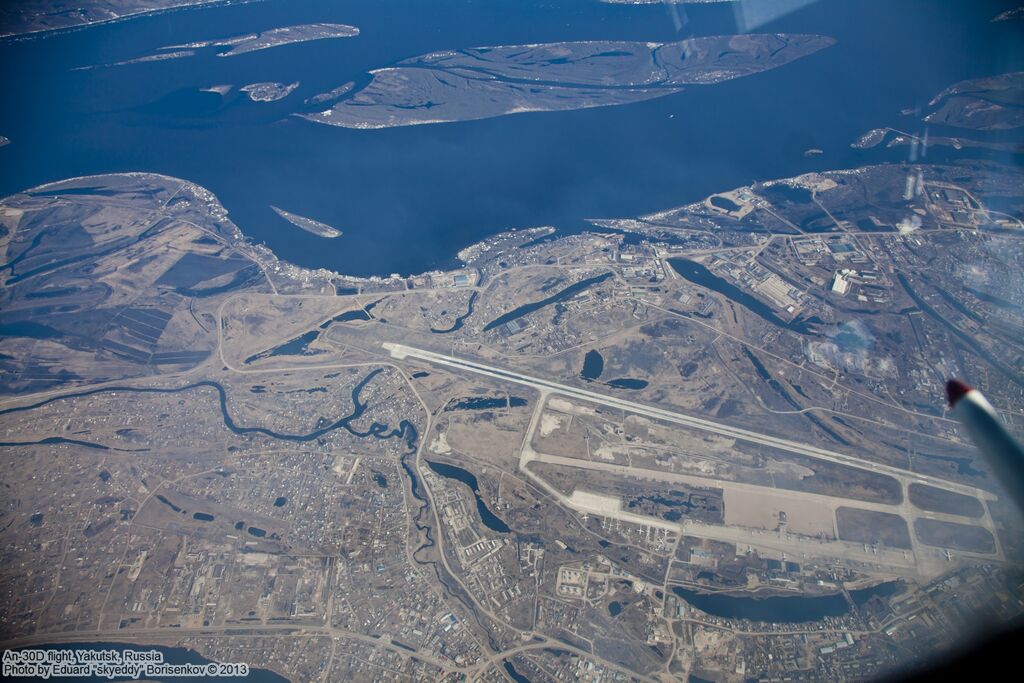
431, 292, 478, 334
0, 368, 417, 448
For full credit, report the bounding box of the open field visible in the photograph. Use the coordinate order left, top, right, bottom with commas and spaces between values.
909, 483, 985, 518
915, 519, 997, 554
836, 507, 912, 550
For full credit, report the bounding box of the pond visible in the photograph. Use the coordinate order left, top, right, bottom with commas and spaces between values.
426, 460, 511, 533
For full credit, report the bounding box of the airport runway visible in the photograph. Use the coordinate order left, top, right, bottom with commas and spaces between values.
384, 343, 993, 500
388, 343, 1003, 575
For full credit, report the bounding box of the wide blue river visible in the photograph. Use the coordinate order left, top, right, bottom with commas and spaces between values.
0, 0, 1020, 277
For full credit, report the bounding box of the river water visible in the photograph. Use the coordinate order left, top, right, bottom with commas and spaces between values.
0, 0, 1020, 277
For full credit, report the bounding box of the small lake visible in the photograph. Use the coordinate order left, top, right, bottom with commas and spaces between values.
244, 330, 321, 364
673, 581, 903, 622
668, 258, 813, 334
444, 396, 527, 411
673, 587, 849, 623
710, 195, 741, 212
426, 460, 511, 533
606, 378, 648, 390
483, 272, 612, 332
581, 349, 604, 381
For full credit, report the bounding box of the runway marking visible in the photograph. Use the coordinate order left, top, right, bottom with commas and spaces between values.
383, 343, 992, 501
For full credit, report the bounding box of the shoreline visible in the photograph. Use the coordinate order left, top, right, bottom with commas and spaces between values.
0, 0, 261, 42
